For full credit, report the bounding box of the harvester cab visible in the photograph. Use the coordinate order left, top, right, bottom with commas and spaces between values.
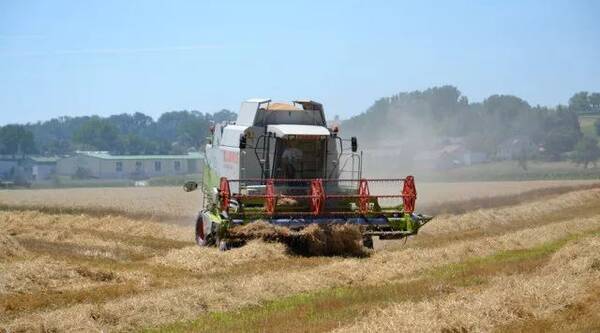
184, 98, 433, 250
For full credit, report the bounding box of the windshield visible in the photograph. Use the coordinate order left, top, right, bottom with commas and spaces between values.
273, 138, 326, 179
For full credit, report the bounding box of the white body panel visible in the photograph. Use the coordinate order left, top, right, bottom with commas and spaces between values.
205, 98, 342, 190
221, 125, 249, 147
236, 98, 270, 126
205, 122, 244, 192
267, 124, 330, 137
205, 143, 241, 192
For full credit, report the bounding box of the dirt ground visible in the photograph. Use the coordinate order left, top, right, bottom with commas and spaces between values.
1, 180, 600, 332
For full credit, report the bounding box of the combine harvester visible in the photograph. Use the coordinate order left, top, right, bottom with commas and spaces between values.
184, 99, 432, 250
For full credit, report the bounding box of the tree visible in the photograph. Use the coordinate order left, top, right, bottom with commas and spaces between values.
517, 148, 528, 171
569, 92, 591, 114
540, 107, 582, 159
590, 93, 600, 109
483, 95, 530, 123
73, 118, 120, 151
108, 112, 154, 134
115, 133, 157, 155
480, 95, 534, 152
212, 109, 237, 123
571, 137, 600, 168
26, 116, 89, 155
0, 125, 36, 155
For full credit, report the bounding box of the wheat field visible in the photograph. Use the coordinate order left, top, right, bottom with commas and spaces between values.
1, 180, 600, 332
0, 180, 596, 223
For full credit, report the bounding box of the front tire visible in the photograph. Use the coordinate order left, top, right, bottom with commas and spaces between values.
214, 229, 228, 251
362, 235, 374, 249
195, 213, 210, 246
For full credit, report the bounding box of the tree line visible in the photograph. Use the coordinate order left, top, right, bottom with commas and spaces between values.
342, 87, 600, 167
0, 109, 236, 156
1, 88, 599, 166
569, 91, 600, 115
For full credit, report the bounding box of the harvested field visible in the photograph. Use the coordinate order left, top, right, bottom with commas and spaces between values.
0, 181, 599, 332
0, 186, 203, 224
1, 180, 598, 224
336, 237, 600, 333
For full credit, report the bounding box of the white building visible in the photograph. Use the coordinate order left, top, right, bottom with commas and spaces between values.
56, 151, 203, 179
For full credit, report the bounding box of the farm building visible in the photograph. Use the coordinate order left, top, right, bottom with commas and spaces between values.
27, 156, 59, 181
0, 155, 21, 180
0, 155, 59, 182
56, 151, 204, 179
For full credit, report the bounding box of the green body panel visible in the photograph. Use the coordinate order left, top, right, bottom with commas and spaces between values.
387, 213, 415, 232
204, 206, 229, 239
202, 160, 220, 206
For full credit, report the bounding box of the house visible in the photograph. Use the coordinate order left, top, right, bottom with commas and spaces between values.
56, 151, 204, 180
0, 155, 21, 180
0, 155, 33, 185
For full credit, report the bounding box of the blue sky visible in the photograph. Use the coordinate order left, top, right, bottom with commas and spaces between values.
0, 0, 598, 125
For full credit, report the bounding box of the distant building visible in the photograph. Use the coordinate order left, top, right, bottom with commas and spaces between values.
0, 155, 35, 185
26, 156, 59, 181
0, 155, 21, 179
0, 155, 21, 180
56, 151, 204, 179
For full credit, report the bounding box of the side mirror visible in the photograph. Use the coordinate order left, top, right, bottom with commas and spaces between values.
239, 135, 247, 149
183, 181, 198, 192
351, 137, 358, 152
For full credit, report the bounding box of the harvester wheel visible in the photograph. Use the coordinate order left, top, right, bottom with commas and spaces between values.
214, 231, 228, 251
195, 213, 209, 246
218, 239, 228, 251
209, 223, 228, 251
362, 235, 374, 249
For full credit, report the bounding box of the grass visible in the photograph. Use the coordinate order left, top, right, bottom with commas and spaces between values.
0, 186, 202, 223
579, 114, 600, 139
411, 192, 600, 250
28, 173, 202, 189
4, 181, 598, 226
433, 160, 600, 181
0, 203, 175, 222
146, 173, 202, 186
26, 174, 201, 188
496, 283, 600, 333
4, 236, 332, 317
420, 182, 600, 215
0, 283, 142, 319
145, 230, 599, 333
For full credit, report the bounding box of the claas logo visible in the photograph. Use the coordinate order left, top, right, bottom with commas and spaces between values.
223, 150, 239, 163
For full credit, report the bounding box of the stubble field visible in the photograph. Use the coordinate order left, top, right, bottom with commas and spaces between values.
1, 180, 600, 332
